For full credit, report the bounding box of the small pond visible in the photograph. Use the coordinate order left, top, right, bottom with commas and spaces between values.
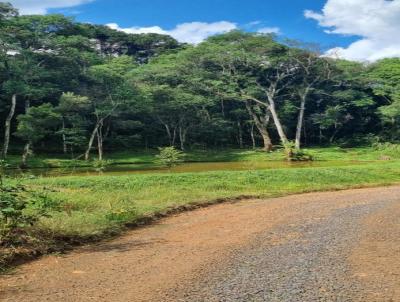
4, 160, 376, 178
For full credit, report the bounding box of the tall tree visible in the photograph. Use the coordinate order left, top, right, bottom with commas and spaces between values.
14, 104, 60, 167
85, 56, 138, 160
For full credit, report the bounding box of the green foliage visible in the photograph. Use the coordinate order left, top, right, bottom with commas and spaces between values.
156, 147, 184, 168
282, 141, 313, 162
373, 142, 400, 152
1, 1, 400, 161
92, 160, 113, 172
0, 182, 53, 244
372, 142, 400, 159
15, 104, 61, 144
105, 200, 137, 223
0, 183, 27, 242
0, 160, 9, 186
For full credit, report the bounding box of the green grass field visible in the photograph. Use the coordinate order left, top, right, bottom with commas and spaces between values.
25, 161, 400, 239
2, 147, 400, 269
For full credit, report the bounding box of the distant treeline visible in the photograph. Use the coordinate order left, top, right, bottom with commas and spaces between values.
1, 2, 400, 164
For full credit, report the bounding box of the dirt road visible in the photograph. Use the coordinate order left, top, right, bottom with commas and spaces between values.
1, 186, 400, 301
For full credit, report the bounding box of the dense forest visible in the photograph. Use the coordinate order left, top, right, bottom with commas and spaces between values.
1, 2, 400, 165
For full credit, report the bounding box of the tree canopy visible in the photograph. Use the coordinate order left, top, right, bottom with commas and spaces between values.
1, 3, 399, 164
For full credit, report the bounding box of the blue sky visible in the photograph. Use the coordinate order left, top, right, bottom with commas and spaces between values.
49, 0, 357, 49
9, 0, 400, 61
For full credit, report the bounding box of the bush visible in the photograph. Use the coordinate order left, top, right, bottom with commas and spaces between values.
0, 181, 53, 245
372, 142, 400, 159
0, 183, 31, 244
372, 142, 400, 152
156, 147, 184, 168
338, 134, 380, 148
92, 160, 113, 172
282, 141, 313, 162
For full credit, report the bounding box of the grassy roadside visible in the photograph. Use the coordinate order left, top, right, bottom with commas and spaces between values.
1, 160, 400, 270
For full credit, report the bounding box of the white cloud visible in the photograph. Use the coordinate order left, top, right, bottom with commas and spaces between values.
107, 21, 237, 44
246, 21, 262, 27
9, 0, 94, 15
257, 27, 281, 35
305, 0, 400, 62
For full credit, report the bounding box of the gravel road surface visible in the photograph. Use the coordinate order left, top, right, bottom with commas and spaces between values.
1, 186, 399, 301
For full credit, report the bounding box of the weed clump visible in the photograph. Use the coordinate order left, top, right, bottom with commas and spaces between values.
282, 142, 314, 162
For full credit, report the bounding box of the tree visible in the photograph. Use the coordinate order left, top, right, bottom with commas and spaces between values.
245, 102, 272, 150
0, 3, 19, 158
85, 56, 138, 160
14, 104, 60, 167
368, 58, 400, 140
0, 2, 18, 22
56, 92, 90, 156
174, 31, 280, 151
287, 46, 334, 149
130, 52, 213, 150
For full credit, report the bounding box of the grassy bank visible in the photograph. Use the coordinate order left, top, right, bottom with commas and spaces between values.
4, 146, 400, 169
2, 159, 400, 269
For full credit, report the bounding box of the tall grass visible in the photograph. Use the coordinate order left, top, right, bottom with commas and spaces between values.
2, 153, 400, 269
26, 161, 400, 238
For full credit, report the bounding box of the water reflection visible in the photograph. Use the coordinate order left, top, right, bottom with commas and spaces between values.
4, 160, 375, 178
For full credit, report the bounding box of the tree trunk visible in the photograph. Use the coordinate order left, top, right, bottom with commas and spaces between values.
295, 96, 306, 149
245, 102, 273, 152
303, 119, 307, 146
260, 129, 273, 152
163, 124, 172, 145
330, 126, 339, 143
61, 117, 67, 154
266, 94, 288, 145
2, 94, 17, 159
97, 126, 103, 161
319, 126, 323, 144
85, 121, 101, 161
221, 98, 225, 117
25, 99, 30, 112
250, 123, 256, 149
237, 121, 243, 149
295, 87, 311, 150
172, 126, 177, 147
21, 141, 31, 168
179, 126, 187, 151
20, 99, 32, 167
158, 117, 175, 146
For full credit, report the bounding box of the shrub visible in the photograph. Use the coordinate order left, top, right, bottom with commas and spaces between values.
0, 183, 31, 243
156, 147, 184, 168
372, 142, 400, 152
282, 141, 313, 162
372, 142, 400, 159
92, 160, 113, 172
0, 181, 53, 245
